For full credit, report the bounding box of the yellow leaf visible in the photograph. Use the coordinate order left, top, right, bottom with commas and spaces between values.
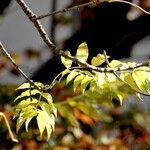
76, 42, 88, 63
61, 51, 72, 68
132, 70, 150, 93
109, 60, 124, 68
91, 53, 105, 66
37, 110, 46, 137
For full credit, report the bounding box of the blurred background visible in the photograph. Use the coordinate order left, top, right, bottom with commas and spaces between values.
0, 0, 150, 149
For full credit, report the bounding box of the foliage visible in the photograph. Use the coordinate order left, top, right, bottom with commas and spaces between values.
0, 84, 150, 149
11, 42, 150, 141
0, 0, 150, 147
13, 82, 57, 140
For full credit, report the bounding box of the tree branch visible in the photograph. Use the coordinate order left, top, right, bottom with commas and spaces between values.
110, 0, 150, 15
36, 1, 94, 20
0, 42, 40, 90
15, 0, 150, 76
36, 0, 150, 20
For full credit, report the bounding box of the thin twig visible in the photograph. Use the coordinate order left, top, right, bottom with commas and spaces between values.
0, 112, 18, 142
36, 1, 94, 20
110, 0, 150, 15
0, 42, 40, 90
36, 0, 150, 20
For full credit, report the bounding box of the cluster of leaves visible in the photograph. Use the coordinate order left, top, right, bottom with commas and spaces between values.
12, 42, 150, 141
61, 42, 150, 104
0, 83, 150, 149
13, 82, 57, 140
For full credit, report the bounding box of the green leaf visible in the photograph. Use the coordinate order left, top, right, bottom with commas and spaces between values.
15, 89, 41, 101
91, 53, 105, 66
121, 73, 139, 91
61, 69, 70, 78
89, 79, 97, 91
37, 106, 56, 140
105, 73, 117, 83
16, 99, 38, 110
109, 60, 124, 68
22, 108, 37, 120
25, 117, 33, 132
16, 116, 25, 133
37, 110, 46, 137
36, 101, 57, 140
17, 83, 30, 90
76, 42, 88, 63
45, 121, 53, 141
61, 51, 72, 68
73, 74, 85, 91
81, 75, 92, 93
132, 70, 150, 94
17, 82, 44, 90
66, 70, 79, 84
41, 93, 53, 104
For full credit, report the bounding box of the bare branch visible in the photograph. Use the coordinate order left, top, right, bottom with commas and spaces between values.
110, 0, 150, 15
36, 1, 94, 20
0, 42, 40, 90
36, 0, 150, 20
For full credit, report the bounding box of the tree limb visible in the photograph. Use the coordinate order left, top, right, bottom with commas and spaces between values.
0, 42, 40, 90
15, 0, 150, 75
36, 0, 150, 20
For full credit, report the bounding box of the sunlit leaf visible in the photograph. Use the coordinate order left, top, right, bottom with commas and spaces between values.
45, 121, 53, 140
81, 75, 92, 93
22, 108, 37, 120
15, 89, 41, 101
17, 82, 44, 90
37, 110, 46, 137
25, 117, 33, 132
41, 93, 53, 104
66, 70, 79, 84
132, 70, 150, 94
96, 72, 106, 88
73, 74, 85, 91
89, 79, 97, 91
91, 53, 105, 66
37, 102, 56, 140
17, 83, 30, 90
15, 99, 38, 110
109, 60, 125, 68
76, 42, 88, 63
61, 69, 70, 78
121, 73, 139, 91
16, 116, 25, 133
105, 73, 117, 83
61, 51, 72, 68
